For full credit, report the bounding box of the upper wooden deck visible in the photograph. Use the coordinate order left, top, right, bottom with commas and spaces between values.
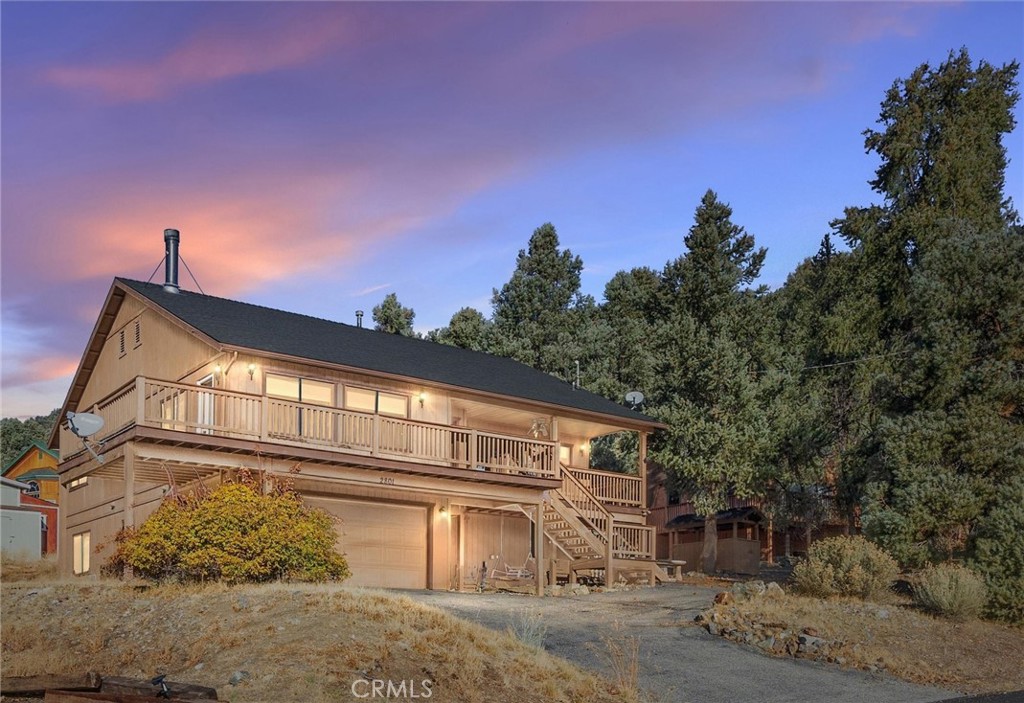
61, 376, 644, 508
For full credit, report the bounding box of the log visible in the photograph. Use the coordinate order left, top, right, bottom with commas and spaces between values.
1, 672, 101, 696
44, 693, 194, 703
100, 677, 217, 700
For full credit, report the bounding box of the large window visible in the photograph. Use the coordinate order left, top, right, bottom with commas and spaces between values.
344, 386, 408, 418
266, 374, 336, 441
73, 531, 90, 575
266, 374, 334, 406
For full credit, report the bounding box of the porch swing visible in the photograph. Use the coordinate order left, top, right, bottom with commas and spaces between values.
487, 515, 535, 581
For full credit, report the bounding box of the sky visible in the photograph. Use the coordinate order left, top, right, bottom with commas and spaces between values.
1, 1, 1022, 419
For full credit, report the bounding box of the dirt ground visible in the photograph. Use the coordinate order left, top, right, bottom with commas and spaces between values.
408, 583, 960, 703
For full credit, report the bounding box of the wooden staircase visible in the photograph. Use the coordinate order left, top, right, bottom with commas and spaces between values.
525, 464, 669, 585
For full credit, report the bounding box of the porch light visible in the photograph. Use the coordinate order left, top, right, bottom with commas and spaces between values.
214, 364, 222, 376
247, 363, 256, 380
418, 391, 427, 408
580, 442, 590, 455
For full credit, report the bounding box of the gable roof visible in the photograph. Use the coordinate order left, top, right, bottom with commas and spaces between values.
2, 441, 59, 475
116, 278, 660, 428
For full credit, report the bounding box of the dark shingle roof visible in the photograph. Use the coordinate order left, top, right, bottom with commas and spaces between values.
118, 279, 657, 426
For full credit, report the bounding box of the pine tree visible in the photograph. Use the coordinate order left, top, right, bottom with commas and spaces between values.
372, 293, 417, 336
427, 307, 491, 351
650, 190, 775, 573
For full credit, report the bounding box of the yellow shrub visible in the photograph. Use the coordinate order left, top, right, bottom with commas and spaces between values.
109, 478, 349, 584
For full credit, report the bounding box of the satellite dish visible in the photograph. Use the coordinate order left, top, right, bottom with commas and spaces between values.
65, 411, 106, 464
625, 391, 645, 408
66, 411, 105, 438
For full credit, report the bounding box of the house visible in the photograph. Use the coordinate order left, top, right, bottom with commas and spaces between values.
3, 441, 61, 504
1, 475, 58, 559
51, 230, 666, 590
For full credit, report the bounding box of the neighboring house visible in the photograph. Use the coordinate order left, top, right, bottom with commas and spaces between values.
1, 476, 58, 559
2, 441, 61, 504
51, 231, 665, 589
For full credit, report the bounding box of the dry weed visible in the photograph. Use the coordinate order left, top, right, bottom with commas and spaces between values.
1, 554, 59, 582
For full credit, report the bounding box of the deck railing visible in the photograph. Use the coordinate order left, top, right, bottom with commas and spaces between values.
64, 377, 560, 479
564, 466, 642, 507
612, 524, 655, 559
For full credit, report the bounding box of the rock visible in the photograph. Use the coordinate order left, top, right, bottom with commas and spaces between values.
194, 663, 205, 671
798, 634, 826, 655
757, 636, 776, 651
875, 608, 890, 620
713, 591, 734, 605
732, 580, 766, 600
229, 670, 251, 686
765, 582, 785, 598
707, 623, 720, 636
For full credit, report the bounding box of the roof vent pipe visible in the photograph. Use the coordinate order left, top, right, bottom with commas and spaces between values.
355, 310, 364, 328
163, 229, 180, 293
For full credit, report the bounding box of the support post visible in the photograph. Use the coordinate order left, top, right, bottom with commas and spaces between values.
638, 431, 647, 507
605, 523, 614, 587
123, 443, 136, 579
135, 376, 146, 426
534, 501, 545, 596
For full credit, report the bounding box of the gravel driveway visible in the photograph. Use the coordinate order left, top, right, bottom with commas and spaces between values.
407, 584, 957, 703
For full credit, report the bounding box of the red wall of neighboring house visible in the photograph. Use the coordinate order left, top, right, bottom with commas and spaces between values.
17, 495, 59, 555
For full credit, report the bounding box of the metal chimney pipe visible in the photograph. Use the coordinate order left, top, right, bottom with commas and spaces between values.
355, 310, 364, 328
163, 229, 180, 293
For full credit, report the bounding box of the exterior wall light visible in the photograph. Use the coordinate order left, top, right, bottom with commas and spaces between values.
418, 392, 427, 408
248, 363, 256, 380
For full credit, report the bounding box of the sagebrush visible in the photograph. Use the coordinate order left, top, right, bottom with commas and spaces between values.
913, 563, 987, 622
792, 536, 898, 600
109, 473, 349, 584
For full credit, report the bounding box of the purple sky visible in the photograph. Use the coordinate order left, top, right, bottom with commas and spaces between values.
2, 2, 1022, 418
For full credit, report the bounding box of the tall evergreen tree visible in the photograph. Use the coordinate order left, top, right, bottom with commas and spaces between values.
650, 190, 775, 573
490, 223, 600, 382
828, 50, 1022, 573
372, 293, 417, 336
426, 307, 491, 351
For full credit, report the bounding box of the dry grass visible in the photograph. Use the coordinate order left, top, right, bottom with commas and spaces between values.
1, 580, 640, 703
0, 555, 59, 583
595, 622, 643, 699
705, 592, 1024, 694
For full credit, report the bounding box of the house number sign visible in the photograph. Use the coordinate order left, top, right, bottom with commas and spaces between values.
379, 476, 396, 486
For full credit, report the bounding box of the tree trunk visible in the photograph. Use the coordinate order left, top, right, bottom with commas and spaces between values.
784, 530, 791, 558
701, 514, 717, 574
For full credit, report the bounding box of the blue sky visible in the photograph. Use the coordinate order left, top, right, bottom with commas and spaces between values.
1, 1, 1021, 418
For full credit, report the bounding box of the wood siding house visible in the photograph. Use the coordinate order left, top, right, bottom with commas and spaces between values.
51, 242, 665, 591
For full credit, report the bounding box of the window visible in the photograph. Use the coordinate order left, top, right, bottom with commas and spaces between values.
25, 481, 40, 497
378, 392, 408, 417
343, 386, 408, 418
266, 374, 334, 406
345, 386, 376, 413
69, 476, 89, 489
73, 531, 91, 575
266, 374, 336, 441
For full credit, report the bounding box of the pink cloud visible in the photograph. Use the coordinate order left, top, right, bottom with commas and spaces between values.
3, 353, 79, 387
45, 13, 351, 101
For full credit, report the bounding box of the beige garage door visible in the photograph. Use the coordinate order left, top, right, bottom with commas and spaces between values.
308, 498, 427, 589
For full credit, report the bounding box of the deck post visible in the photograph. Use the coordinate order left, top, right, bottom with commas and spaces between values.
605, 523, 614, 587
123, 442, 136, 579
135, 376, 146, 426
638, 431, 647, 508
534, 501, 545, 596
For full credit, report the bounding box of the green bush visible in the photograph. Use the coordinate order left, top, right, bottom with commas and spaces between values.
912, 563, 987, 621
793, 536, 898, 600
970, 475, 1024, 624
110, 475, 349, 584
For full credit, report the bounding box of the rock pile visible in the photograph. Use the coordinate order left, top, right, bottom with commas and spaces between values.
694, 581, 885, 672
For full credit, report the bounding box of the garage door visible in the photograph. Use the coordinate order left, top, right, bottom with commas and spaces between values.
307, 498, 428, 589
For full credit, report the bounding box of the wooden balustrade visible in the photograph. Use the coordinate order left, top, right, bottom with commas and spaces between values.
612, 524, 655, 559
564, 466, 642, 507
63, 377, 558, 479
559, 468, 611, 538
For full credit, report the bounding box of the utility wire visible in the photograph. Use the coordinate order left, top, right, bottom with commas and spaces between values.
180, 255, 205, 295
